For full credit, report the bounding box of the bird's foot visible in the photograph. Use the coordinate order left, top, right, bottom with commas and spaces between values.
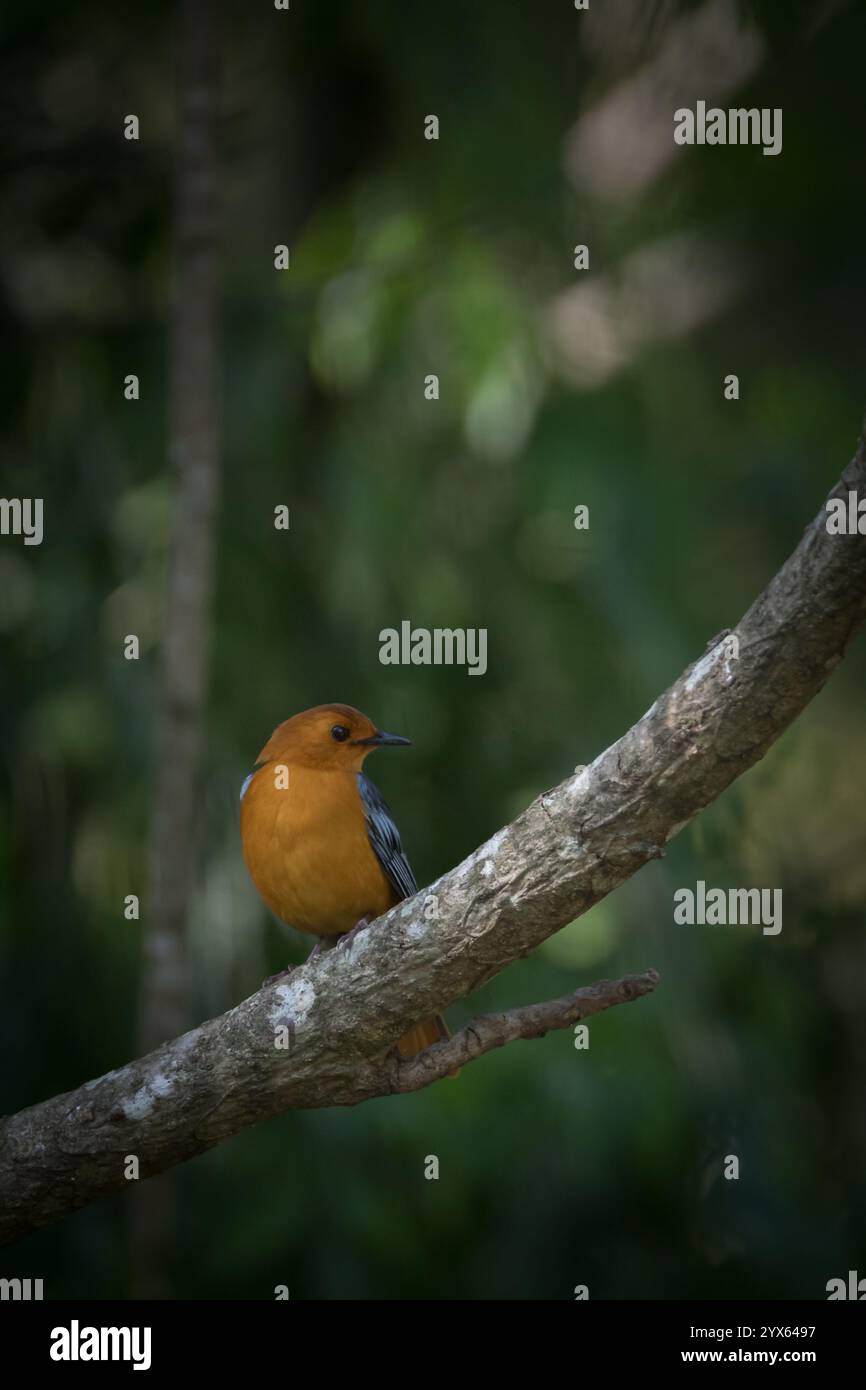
305, 939, 324, 963
338, 916, 371, 954
263, 965, 296, 987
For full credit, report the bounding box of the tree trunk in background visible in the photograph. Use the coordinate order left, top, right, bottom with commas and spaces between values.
133, 0, 221, 1299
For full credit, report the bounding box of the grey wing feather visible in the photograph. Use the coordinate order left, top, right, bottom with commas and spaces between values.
357, 772, 417, 902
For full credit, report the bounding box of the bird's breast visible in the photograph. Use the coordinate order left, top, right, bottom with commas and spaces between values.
240, 764, 393, 935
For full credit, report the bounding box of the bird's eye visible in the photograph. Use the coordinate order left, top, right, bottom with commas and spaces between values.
330, 724, 350, 742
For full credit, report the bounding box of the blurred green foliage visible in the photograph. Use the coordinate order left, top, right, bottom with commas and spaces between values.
1, 0, 865, 1299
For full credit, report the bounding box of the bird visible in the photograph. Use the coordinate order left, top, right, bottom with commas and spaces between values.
240, 702, 453, 1067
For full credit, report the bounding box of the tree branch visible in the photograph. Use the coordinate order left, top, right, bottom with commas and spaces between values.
2, 435, 865, 1247
386, 970, 660, 1091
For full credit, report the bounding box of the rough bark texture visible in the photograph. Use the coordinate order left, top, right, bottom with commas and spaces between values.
1, 437, 864, 1247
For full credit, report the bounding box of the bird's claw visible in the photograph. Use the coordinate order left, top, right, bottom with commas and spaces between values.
263, 965, 296, 987
338, 916, 371, 954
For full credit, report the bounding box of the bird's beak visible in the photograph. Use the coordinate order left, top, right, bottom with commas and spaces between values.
353, 729, 411, 747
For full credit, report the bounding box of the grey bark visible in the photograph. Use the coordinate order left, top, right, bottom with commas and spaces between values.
1, 435, 864, 1247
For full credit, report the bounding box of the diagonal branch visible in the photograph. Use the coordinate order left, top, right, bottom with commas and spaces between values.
386, 969, 660, 1091
2, 433, 865, 1246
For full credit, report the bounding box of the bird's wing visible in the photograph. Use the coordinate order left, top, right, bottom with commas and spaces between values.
240, 760, 269, 801
357, 772, 417, 902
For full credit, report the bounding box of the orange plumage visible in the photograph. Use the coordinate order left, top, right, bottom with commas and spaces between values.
240, 703, 452, 1067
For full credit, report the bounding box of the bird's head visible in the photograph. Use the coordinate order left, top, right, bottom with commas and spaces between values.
256, 703, 411, 771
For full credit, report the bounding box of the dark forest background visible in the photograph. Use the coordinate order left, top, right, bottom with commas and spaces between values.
1, 0, 865, 1299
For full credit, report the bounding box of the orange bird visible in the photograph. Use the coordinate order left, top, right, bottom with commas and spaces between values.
240, 703, 451, 1063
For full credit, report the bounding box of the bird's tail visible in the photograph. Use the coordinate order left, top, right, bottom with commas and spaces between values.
397, 1015, 459, 1079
